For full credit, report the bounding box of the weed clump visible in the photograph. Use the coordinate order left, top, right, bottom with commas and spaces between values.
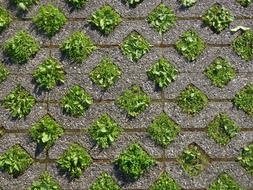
238, 143, 253, 175
65, 0, 88, 9
0, 7, 12, 33
89, 173, 121, 190
149, 173, 181, 190
0, 64, 9, 84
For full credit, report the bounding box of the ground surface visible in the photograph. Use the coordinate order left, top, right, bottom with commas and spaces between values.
0, 0, 253, 189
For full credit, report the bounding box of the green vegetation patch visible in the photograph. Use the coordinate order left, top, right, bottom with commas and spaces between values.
208, 172, 245, 190
3, 31, 40, 64
57, 143, 92, 178
121, 32, 152, 62
116, 85, 151, 117
176, 30, 206, 61
178, 144, 209, 176
11, 0, 38, 11
28, 171, 62, 190
180, 0, 197, 7
238, 143, 253, 175
147, 3, 177, 34
60, 31, 96, 63
33, 58, 65, 90
177, 85, 208, 115
88, 5, 122, 35
0, 64, 9, 84
237, 0, 252, 7
234, 84, 253, 116
149, 173, 181, 190
29, 115, 64, 148
89, 58, 122, 90
0, 6, 12, 33
233, 30, 253, 61
114, 143, 155, 180
0, 144, 33, 177
65, 0, 88, 9
3, 85, 36, 118
204, 57, 236, 88
33, 4, 66, 37
207, 113, 240, 145
0, 126, 5, 138
147, 58, 177, 89
88, 114, 122, 149
147, 112, 181, 147
89, 173, 121, 190
203, 4, 234, 33
124, 0, 143, 7
61, 85, 93, 117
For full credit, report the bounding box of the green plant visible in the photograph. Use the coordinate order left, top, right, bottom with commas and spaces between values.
33, 4, 66, 37
88, 5, 122, 35
0, 64, 9, 84
57, 144, 92, 178
204, 57, 236, 88
147, 112, 181, 147
0, 6, 12, 32
61, 85, 93, 117
29, 115, 64, 148
203, 4, 234, 33
208, 172, 245, 190
89, 58, 122, 90
114, 143, 155, 180
32, 58, 65, 90
178, 144, 209, 176
120, 32, 152, 62
237, 0, 252, 7
149, 173, 181, 190
89, 173, 121, 190
238, 143, 253, 175
3, 31, 40, 64
0, 144, 33, 177
11, 0, 38, 11
207, 113, 240, 145
147, 4, 177, 34
233, 30, 253, 61
28, 172, 62, 190
0, 127, 5, 137
60, 31, 96, 63
3, 85, 36, 118
177, 85, 208, 115
116, 85, 151, 117
124, 0, 143, 7
147, 58, 177, 88
65, 0, 88, 9
88, 114, 122, 149
234, 84, 253, 116
176, 30, 206, 61
180, 0, 197, 7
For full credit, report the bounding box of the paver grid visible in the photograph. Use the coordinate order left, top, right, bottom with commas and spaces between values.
0, 0, 253, 189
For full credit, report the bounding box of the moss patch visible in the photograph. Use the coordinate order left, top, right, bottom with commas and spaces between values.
176, 30, 206, 61
114, 143, 155, 180
177, 85, 208, 115
116, 85, 151, 117
147, 112, 181, 147
204, 57, 236, 88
